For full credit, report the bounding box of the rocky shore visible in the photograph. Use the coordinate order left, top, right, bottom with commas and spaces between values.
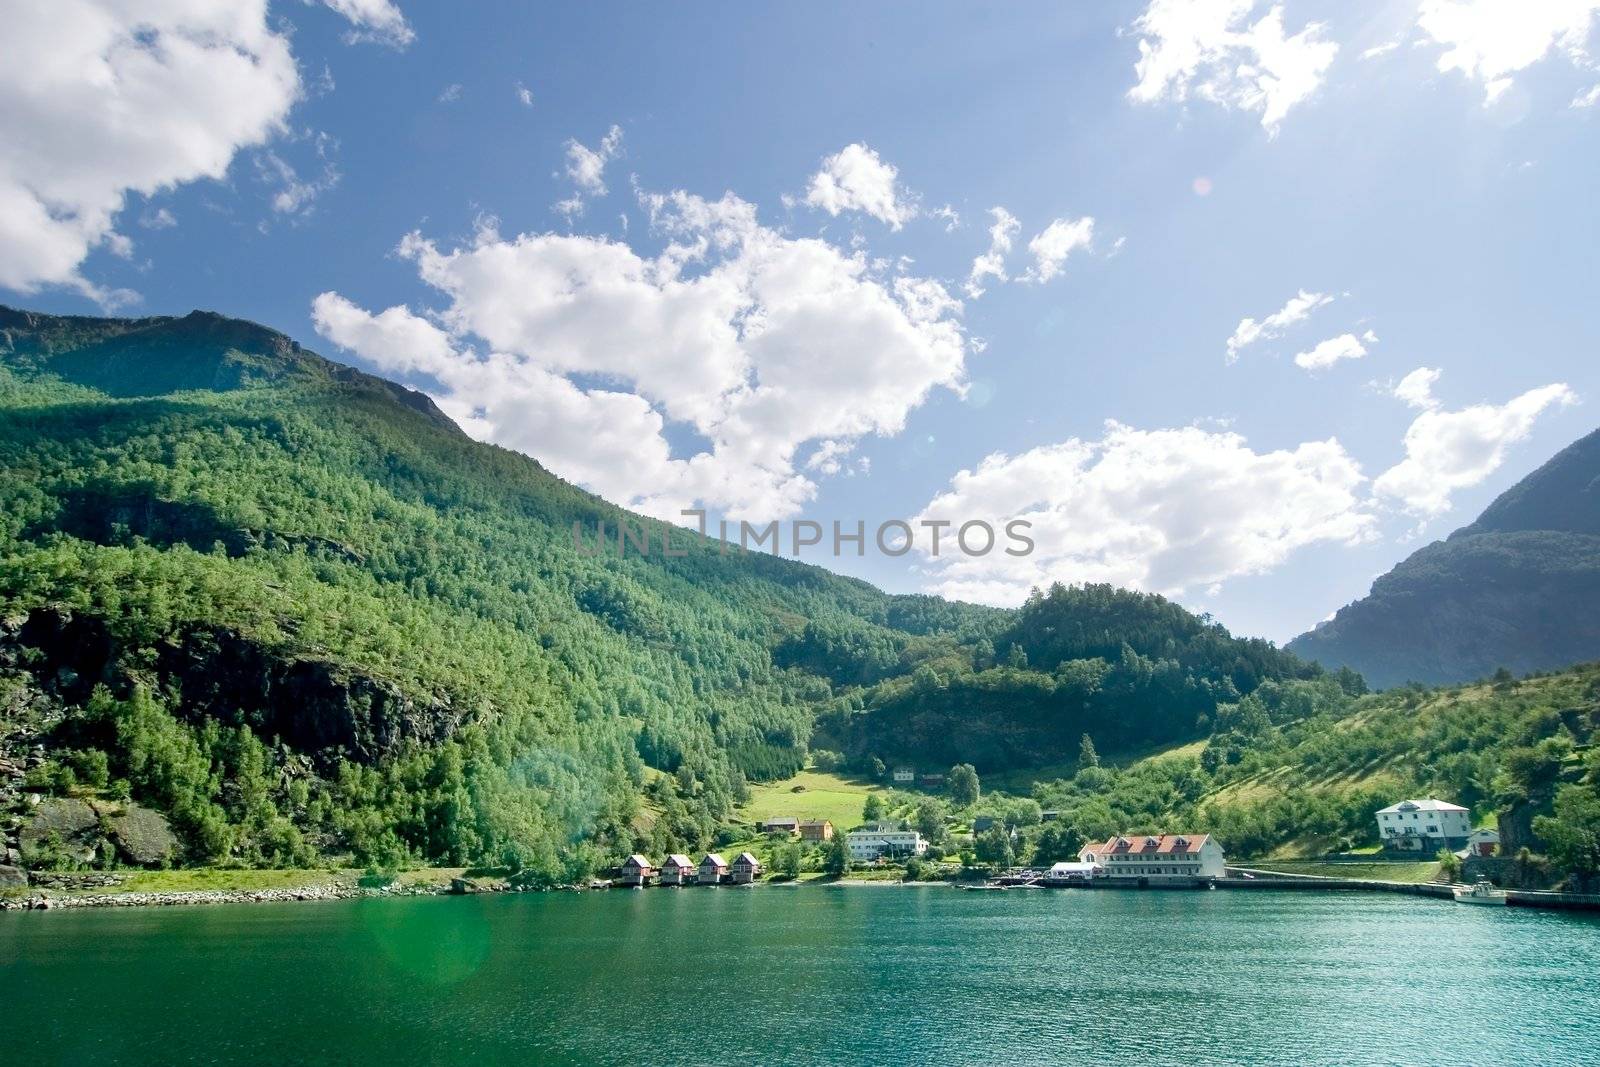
0, 872, 549, 911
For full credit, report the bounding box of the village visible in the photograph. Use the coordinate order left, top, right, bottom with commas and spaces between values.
608, 789, 1513, 896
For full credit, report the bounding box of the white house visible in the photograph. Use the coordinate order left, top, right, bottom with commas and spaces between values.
846, 827, 928, 862
1079, 834, 1226, 881
1375, 799, 1471, 851
891, 767, 916, 784
658, 854, 694, 886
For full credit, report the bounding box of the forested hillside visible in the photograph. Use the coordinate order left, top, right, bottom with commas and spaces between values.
0, 305, 1330, 878
1289, 428, 1600, 688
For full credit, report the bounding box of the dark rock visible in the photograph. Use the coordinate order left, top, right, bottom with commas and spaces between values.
20, 796, 101, 863
0, 863, 27, 888
106, 804, 179, 866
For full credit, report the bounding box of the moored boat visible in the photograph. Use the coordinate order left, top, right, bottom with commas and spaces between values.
1452, 879, 1507, 905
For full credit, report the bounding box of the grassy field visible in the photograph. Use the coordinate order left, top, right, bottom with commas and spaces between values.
1243, 860, 1442, 883
739, 769, 880, 832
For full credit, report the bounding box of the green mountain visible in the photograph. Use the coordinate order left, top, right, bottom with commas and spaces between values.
0, 305, 1328, 877
1288, 428, 1600, 689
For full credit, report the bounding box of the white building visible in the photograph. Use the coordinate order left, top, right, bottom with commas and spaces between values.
846, 827, 927, 861
891, 767, 916, 784
1079, 834, 1226, 881
1044, 861, 1100, 885
1375, 799, 1471, 851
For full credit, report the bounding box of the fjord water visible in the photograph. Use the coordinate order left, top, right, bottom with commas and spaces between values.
2, 888, 1596, 1066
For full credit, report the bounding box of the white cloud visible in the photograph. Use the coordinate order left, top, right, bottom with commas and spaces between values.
1226, 289, 1333, 362
139, 207, 177, 230
255, 131, 339, 219
1128, 0, 1340, 132
1361, 41, 1402, 60
1022, 216, 1095, 283
914, 422, 1376, 605
1574, 82, 1600, 107
0, 0, 300, 303
314, 190, 970, 521
1374, 376, 1577, 516
319, 0, 415, 49
437, 83, 463, 104
803, 144, 917, 230
516, 82, 534, 108
1294, 329, 1376, 371
964, 207, 1020, 298
1392, 366, 1443, 409
931, 204, 961, 232
554, 125, 623, 218
1417, 0, 1600, 104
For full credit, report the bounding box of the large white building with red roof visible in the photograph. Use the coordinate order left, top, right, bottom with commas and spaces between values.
1079, 834, 1227, 881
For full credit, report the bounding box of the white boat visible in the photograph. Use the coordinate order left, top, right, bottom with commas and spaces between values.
1452, 879, 1507, 905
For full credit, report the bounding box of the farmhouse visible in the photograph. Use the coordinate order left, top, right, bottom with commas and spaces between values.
697, 853, 729, 885
798, 820, 833, 842
1079, 834, 1226, 881
846, 827, 928, 862
731, 851, 763, 883
659, 854, 695, 886
892, 767, 916, 784
759, 817, 799, 835
1375, 799, 1471, 851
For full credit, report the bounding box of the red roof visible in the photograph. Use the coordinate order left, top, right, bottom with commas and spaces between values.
1087, 834, 1210, 856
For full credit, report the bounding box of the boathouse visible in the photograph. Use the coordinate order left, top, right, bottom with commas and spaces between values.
731, 852, 762, 884
659, 854, 695, 886
697, 853, 729, 885
619, 854, 655, 887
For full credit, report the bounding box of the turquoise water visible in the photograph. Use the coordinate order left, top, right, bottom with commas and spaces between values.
2, 886, 1597, 1066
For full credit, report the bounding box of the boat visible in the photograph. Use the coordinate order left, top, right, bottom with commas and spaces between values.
1452, 879, 1507, 905
959, 883, 1007, 892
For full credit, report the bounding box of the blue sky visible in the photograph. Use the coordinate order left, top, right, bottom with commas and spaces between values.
5, 1, 1599, 642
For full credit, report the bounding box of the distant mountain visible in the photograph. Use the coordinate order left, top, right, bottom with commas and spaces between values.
1289, 428, 1600, 689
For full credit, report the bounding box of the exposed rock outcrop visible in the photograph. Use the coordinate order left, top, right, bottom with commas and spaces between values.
106, 804, 179, 866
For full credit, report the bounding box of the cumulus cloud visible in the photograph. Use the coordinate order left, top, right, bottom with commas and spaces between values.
1417, 0, 1600, 104
1392, 366, 1443, 409
319, 0, 415, 49
554, 125, 623, 218
931, 204, 961, 232
1226, 289, 1333, 363
914, 422, 1376, 605
964, 207, 1020, 298
1128, 0, 1340, 132
0, 0, 300, 303
516, 82, 534, 108
1374, 375, 1577, 516
803, 143, 917, 230
1294, 329, 1377, 371
314, 190, 970, 521
1022, 217, 1096, 283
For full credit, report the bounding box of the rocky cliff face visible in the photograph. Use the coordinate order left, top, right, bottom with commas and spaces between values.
1289, 428, 1600, 688
5, 607, 461, 764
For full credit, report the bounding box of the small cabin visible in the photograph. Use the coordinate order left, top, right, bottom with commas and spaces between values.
659, 854, 695, 886
731, 851, 762, 884
698, 853, 729, 885
1466, 828, 1501, 857
799, 820, 833, 842
618, 854, 655, 887
759, 817, 799, 836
